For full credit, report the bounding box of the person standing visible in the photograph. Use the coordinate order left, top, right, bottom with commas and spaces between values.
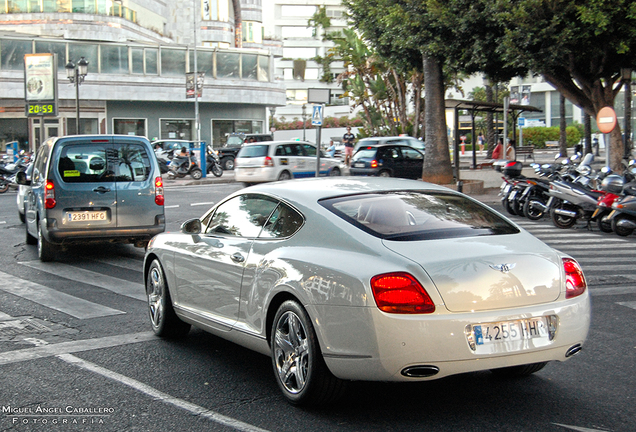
326, 140, 336, 158
477, 132, 485, 152
343, 127, 355, 166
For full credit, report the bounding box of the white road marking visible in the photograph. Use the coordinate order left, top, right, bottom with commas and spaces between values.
0, 221, 6, 225
0, 332, 155, 365
552, 423, 611, 432
617, 301, 636, 310
190, 202, 215, 207
0, 270, 124, 319
589, 286, 636, 296
59, 353, 271, 432
0, 311, 13, 320
20, 261, 146, 301
88, 255, 144, 271
165, 204, 180, 209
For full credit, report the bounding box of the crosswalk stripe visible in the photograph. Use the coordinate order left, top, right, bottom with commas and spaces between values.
617, 301, 636, 310
0, 270, 124, 319
552, 243, 636, 250
20, 261, 146, 301
576, 256, 635, 264
541, 238, 628, 244
88, 256, 144, 272
576, 264, 636, 271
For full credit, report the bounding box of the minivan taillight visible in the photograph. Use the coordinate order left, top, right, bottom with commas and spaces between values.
370, 272, 435, 314
264, 156, 274, 167
44, 180, 56, 209
154, 177, 164, 206
563, 258, 586, 298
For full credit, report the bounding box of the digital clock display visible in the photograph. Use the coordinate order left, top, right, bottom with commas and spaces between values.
25, 102, 57, 116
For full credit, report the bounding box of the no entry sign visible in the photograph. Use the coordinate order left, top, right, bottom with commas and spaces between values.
597, 106, 617, 133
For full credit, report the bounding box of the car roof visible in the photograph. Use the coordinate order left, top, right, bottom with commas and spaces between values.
240, 140, 316, 147
239, 177, 452, 207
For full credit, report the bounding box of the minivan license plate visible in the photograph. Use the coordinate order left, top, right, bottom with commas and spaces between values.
67, 211, 107, 222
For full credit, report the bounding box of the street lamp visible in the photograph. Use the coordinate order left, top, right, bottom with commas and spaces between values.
66, 57, 89, 135
301, 104, 308, 141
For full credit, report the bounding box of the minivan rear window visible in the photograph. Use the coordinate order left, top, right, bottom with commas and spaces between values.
238, 145, 269, 158
320, 191, 519, 241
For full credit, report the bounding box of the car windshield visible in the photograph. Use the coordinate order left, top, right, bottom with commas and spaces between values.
320, 191, 519, 241
226, 136, 244, 146
238, 145, 269, 158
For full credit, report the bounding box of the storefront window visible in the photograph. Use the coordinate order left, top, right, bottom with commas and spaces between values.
68, 118, 99, 135
211, 120, 264, 147
161, 119, 194, 140
114, 119, 146, 136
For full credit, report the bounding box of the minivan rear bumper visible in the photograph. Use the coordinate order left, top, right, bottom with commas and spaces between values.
44, 216, 165, 245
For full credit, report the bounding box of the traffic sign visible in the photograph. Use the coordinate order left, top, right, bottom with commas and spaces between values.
597, 106, 617, 133
518, 117, 525, 127
311, 104, 323, 126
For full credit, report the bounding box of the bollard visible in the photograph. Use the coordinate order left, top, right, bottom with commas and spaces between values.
457, 180, 463, 193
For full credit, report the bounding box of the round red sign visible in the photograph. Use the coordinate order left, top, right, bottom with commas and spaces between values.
596, 106, 617, 133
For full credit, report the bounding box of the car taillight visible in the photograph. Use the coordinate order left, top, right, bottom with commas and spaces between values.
371, 159, 378, 168
154, 177, 164, 206
563, 258, 586, 299
44, 180, 56, 209
370, 272, 435, 314
264, 156, 274, 167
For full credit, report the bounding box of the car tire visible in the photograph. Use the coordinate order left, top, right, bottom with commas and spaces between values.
271, 300, 347, 406
146, 259, 191, 338
329, 167, 341, 176
490, 361, 547, 377
597, 214, 613, 233
278, 171, 292, 181
611, 215, 634, 237
378, 170, 391, 177
19, 210, 25, 223
222, 157, 235, 171
37, 221, 55, 262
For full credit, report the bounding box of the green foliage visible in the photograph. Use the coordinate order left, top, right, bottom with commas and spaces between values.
517, 126, 581, 148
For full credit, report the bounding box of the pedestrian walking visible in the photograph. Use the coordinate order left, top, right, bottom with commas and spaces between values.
343, 127, 355, 166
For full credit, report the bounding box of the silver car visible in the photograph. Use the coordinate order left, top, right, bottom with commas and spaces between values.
19, 135, 165, 261
143, 177, 590, 406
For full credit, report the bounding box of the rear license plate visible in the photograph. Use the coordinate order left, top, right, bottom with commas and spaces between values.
67, 211, 107, 222
354, 162, 365, 168
471, 317, 549, 348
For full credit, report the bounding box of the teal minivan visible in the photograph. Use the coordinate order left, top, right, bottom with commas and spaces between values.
17, 135, 165, 261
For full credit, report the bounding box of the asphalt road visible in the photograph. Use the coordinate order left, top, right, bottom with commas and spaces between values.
0, 182, 634, 432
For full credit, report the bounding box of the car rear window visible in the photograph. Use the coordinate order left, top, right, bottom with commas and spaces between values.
353, 149, 377, 159
320, 191, 519, 241
238, 145, 269, 158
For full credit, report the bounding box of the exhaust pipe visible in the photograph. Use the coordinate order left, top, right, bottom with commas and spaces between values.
553, 208, 578, 218
565, 344, 582, 358
529, 201, 548, 211
616, 218, 636, 229
401, 365, 440, 378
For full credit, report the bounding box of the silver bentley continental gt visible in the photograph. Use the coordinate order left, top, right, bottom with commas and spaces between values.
143, 177, 590, 406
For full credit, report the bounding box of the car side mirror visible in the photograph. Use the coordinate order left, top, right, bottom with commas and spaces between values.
181, 218, 201, 235
16, 170, 30, 186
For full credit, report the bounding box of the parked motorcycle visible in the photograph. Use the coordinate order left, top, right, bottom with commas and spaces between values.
603, 161, 636, 236
167, 151, 202, 180
206, 147, 223, 177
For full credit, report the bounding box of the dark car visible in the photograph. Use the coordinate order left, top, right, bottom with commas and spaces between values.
217, 133, 273, 170
350, 144, 424, 179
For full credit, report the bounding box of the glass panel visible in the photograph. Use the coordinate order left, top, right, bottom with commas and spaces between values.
114, 119, 146, 136
260, 203, 304, 239
68, 118, 99, 135
1, 39, 31, 71
72, 0, 95, 13
216, 52, 239, 79
212, 120, 233, 147
145, 48, 158, 74
257, 55, 269, 81
161, 119, 194, 140
67, 43, 97, 74
202, 0, 218, 20
58, 144, 109, 183
35, 41, 67, 71
131, 48, 144, 74
205, 195, 278, 237
234, 120, 252, 134
42, 0, 61, 12
241, 54, 257, 80
101, 44, 128, 74
7, 0, 28, 12
115, 143, 151, 182
197, 51, 213, 77
160, 48, 186, 77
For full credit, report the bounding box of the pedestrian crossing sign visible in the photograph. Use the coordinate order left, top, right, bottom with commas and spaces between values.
311, 105, 323, 126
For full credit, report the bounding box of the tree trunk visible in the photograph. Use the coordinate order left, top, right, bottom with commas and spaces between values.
412, 71, 423, 139
559, 94, 567, 156
422, 55, 453, 184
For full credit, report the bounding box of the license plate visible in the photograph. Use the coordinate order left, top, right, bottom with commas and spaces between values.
354, 162, 365, 168
67, 210, 107, 222
508, 190, 517, 200
472, 317, 549, 347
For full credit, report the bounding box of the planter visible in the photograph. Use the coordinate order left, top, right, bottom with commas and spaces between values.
440, 179, 484, 195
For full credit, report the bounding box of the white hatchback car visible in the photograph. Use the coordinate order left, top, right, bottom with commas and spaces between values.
235, 141, 342, 183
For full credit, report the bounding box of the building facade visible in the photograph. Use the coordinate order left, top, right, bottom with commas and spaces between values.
0, 0, 285, 151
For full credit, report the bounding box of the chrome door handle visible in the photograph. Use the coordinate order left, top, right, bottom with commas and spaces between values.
230, 253, 245, 263
93, 186, 111, 193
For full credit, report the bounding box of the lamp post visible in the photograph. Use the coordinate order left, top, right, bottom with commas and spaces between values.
301, 104, 308, 141
66, 57, 89, 135
622, 68, 632, 159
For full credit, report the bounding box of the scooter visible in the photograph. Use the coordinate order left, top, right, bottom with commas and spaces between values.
167, 151, 202, 180
206, 147, 223, 177
603, 161, 636, 236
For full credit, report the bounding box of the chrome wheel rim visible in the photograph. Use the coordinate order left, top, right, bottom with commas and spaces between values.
147, 266, 164, 329
274, 311, 310, 394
